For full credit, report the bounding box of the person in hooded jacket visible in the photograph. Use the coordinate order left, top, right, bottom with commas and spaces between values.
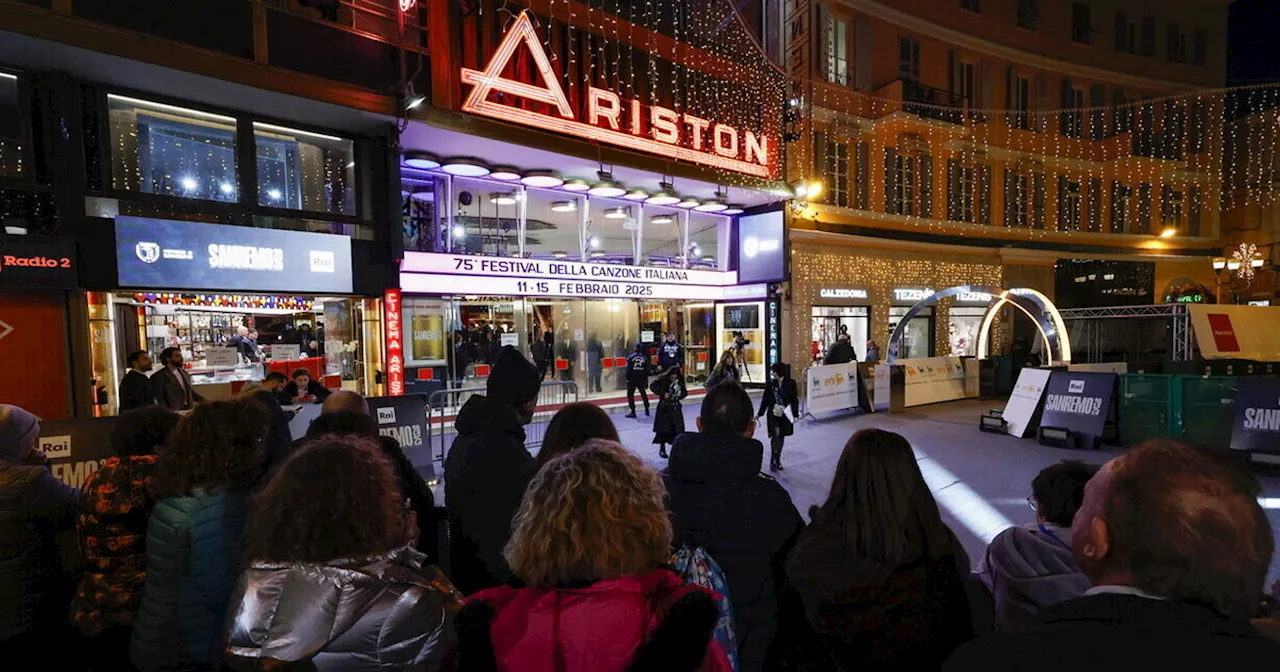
663, 383, 805, 672
459, 439, 732, 672
130, 401, 267, 672
977, 460, 1098, 634
225, 435, 458, 671
651, 365, 688, 459
71, 405, 179, 671
784, 428, 973, 670
0, 405, 80, 669
444, 346, 540, 594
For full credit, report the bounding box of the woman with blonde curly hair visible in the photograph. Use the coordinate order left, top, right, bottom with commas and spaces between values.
457, 439, 732, 671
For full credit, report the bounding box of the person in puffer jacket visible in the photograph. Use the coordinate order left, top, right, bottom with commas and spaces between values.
459, 439, 732, 672
977, 460, 1099, 634
0, 405, 80, 669
225, 436, 458, 671
71, 405, 179, 670
130, 401, 266, 672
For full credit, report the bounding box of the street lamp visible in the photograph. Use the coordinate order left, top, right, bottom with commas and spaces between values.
1213, 243, 1270, 303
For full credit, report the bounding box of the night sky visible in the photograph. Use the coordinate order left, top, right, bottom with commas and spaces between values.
1229, 0, 1280, 84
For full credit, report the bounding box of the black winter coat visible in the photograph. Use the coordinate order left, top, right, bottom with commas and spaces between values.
651, 376, 687, 444
663, 432, 805, 671
784, 516, 973, 670
823, 340, 857, 365
443, 395, 534, 594
944, 593, 1280, 671
0, 462, 79, 640
758, 378, 799, 438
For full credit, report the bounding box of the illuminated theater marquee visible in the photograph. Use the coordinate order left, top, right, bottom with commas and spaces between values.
460, 11, 773, 178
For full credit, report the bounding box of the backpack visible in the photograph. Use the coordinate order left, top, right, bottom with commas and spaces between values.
667, 545, 739, 671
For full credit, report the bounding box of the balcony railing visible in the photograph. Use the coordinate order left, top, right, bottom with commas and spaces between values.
901, 80, 973, 125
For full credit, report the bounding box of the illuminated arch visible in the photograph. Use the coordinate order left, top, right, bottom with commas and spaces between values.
885, 285, 1071, 366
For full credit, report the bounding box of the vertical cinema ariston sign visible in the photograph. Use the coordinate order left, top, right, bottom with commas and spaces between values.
460, 11, 773, 178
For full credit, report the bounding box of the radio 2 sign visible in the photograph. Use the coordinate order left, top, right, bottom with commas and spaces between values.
460, 11, 775, 178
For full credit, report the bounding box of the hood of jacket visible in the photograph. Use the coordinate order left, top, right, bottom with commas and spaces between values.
984, 524, 1090, 630
666, 432, 764, 484
455, 394, 526, 440
226, 546, 455, 663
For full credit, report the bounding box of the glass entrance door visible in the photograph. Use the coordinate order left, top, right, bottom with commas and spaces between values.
888, 306, 935, 359
811, 306, 870, 363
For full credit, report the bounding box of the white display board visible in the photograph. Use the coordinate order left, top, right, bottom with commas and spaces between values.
1003, 367, 1052, 438
500, 332, 519, 347
898, 357, 976, 407
205, 347, 239, 368
806, 362, 862, 415
272, 344, 301, 362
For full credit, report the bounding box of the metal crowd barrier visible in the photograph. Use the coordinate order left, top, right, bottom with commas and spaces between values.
425, 380, 580, 462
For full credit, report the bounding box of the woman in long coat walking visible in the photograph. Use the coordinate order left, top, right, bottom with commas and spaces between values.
757, 362, 799, 471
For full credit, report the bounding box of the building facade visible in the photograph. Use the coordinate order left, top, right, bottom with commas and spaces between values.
779, 0, 1234, 368
0, 0, 416, 418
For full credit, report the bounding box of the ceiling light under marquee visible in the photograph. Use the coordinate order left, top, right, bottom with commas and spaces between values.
561, 179, 591, 192
550, 200, 577, 212
604, 207, 628, 219
694, 201, 728, 212
588, 182, 627, 198
402, 151, 441, 169
489, 192, 518, 205
623, 189, 649, 201
649, 214, 675, 225
675, 198, 700, 208
440, 158, 490, 177
489, 167, 522, 181
521, 170, 565, 188
722, 205, 744, 215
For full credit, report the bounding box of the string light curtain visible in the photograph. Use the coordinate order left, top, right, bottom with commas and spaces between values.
791, 75, 1280, 239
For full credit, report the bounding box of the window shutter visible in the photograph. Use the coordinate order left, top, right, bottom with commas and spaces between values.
1057, 175, 1068, 228
1166, 23, 1179, 61
815, 131, 829, 181
979, 164, 992, 225
817, 4, 830, 79
1110, 181, 1123, 233
1161, 184, 1173, 221
1035, 74, 1051, 131
884, 146, 900, 214
947, 159, 961, 221
855, 19, 873, 90
1090, 84, 1106, 139
1004, 66, 1014, 125
1141, 16, 1156, 57
919, 154, 933, 218
981, 61, 995, 110
1138, 183, 1152, 233
1033, 173, 1046, 229
949, 50, 959, 99
912, 40, 921, 79
855, 142, 870, 209
1189, 186, 1202, 235
1004, 169, 1016, 227
1193, 28, 1208, 66
1114, 12, 1127, 51
1060, 78, 1073, 137
1088, 179, 1101, 232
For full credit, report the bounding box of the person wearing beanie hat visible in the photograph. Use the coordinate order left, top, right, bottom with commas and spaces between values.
0, 405, 80, 668
445, 345, 540, 593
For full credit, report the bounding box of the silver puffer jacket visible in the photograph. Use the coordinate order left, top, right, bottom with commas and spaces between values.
225, 546, 458, 671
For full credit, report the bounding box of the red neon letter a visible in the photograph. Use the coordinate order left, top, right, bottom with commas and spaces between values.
461, 11, 573, 119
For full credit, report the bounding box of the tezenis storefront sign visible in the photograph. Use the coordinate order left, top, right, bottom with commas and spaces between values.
460, 11, 774, 178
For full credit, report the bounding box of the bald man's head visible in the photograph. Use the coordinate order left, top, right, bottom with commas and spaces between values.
1072, 439, 1272, 618
321, 390, 369, 416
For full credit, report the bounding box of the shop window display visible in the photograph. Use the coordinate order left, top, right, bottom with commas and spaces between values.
639, 207, 684, 266
688, 213, 725, 270
948, 306, 987, 356
402, 171, 443, 252
811, 306, 869, 363
254, 122, 356, 216
585, 202, 637, 264
108, 95, 237, 203
888, 306, 934, 359
0, 73, 21, 178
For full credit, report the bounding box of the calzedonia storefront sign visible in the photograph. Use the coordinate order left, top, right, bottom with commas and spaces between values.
115, 217, 353, 293
400, 252, 766, 301
460, 11, 775, 178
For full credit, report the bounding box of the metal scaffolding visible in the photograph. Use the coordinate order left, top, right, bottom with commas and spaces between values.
1058, 304, 1195, 362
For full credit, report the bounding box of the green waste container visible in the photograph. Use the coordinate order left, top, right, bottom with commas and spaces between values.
1174, 376, 1239, 450
1118, 374, 1173, 446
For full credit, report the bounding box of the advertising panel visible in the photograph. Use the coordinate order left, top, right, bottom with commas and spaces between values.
0, 235, 78, 289
368, 394, 435, 480
384, 289, 405, 396
38, 417, 117, 489
115, 216, 353, 293
1002, 368, 1052, 438
899, 357, 974, 406
1230, 377, 1280, 454
1187, 304, 1280, 362
807, 362, 861, 415
1039, 371, 1117, 447
737, 211, 785, 284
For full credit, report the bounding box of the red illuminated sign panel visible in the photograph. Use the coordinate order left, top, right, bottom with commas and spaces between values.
461, 11, 774, 178
384, 289, 405, 395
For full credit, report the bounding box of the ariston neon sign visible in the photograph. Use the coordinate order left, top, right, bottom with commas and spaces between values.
460, 11, 773, 178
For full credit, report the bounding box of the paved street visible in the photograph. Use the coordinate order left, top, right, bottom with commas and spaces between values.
587, 398, 1280, 587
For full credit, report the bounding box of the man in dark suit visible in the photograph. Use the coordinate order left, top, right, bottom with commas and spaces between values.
945, 438, 1280, 671
118, 350, 155, 411
150, 347, 204, 411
